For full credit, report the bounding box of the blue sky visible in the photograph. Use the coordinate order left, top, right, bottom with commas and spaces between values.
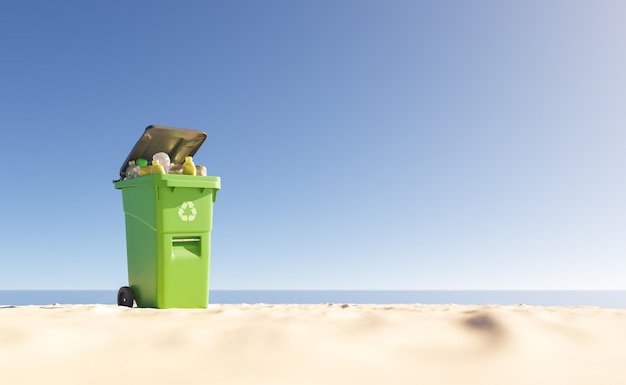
1, 1, 625, 290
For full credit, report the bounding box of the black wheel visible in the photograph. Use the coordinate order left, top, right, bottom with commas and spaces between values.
117, 286, 135, 307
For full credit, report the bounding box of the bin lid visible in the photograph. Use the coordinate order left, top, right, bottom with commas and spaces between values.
117, 125, 207, 181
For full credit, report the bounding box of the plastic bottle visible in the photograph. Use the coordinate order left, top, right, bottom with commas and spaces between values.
138, 166, 152, 176
196, 165, 207, 176
151, 159, 165, 174
183, 156, 196, 175
152, 152, 171, 173
136, 158, 151, 176
168, 164, 183, 174
125, 160, 137, 179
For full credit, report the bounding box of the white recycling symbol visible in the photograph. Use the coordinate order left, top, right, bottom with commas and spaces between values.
178, 201, 198, 222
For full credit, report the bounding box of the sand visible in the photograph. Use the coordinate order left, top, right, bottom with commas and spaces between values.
1, 303, 625, 384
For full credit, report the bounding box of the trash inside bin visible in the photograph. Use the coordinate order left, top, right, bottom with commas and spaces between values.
113, 125, 221, 309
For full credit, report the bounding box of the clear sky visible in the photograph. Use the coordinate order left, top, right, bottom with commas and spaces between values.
1, 1, 625, 290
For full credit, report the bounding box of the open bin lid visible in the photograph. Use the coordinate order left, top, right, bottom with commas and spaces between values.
116, 125, 207, 182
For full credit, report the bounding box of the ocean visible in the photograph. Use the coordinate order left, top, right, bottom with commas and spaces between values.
0, 290, 625, 308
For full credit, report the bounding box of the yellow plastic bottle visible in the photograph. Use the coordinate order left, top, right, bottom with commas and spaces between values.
151, 159, 165, 174
183, 156, 196, 175
138, 166, 152, 176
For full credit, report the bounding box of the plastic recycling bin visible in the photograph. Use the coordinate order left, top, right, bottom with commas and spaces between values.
113, 125, 221, 309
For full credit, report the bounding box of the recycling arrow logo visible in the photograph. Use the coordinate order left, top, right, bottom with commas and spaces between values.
178, 201, 197, 222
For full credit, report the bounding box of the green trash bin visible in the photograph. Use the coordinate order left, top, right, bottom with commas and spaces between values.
113, 125, 221, 309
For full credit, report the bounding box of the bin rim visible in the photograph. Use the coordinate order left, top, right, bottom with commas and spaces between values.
116, 125, 208, 182
114, 174, 221, 190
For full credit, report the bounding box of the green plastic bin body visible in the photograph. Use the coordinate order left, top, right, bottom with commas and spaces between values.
114, 174, 220, 308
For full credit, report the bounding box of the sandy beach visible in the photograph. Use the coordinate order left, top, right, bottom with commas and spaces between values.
1, 304, 625, 384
